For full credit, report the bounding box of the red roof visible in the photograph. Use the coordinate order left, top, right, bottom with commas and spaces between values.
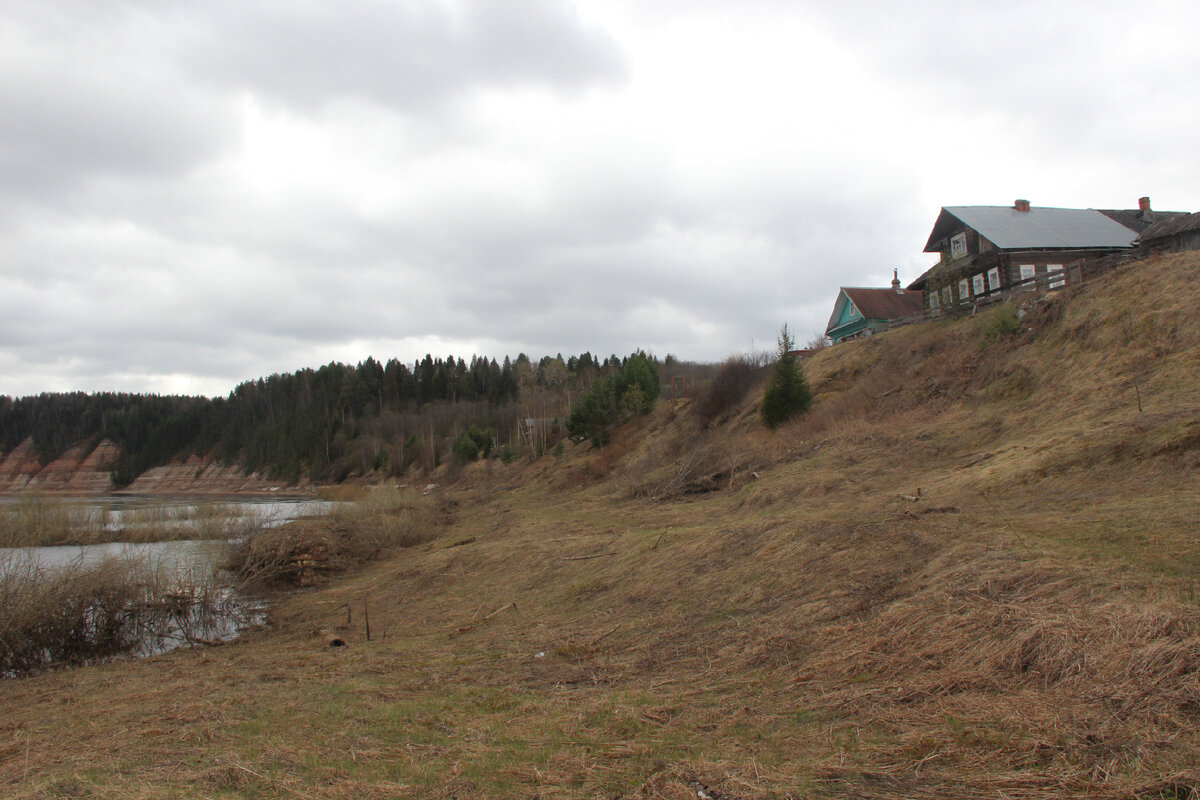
842, 287, 924, 320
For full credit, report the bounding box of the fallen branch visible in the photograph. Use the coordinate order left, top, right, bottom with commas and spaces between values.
958, 452, 996, 469
453, 602, 516, 635
560, 552, 617, 561
589, 624, 621, 646
483, 602, 516, 620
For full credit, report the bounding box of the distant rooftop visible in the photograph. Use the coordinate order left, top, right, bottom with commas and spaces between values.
1137, 211, 1200, 243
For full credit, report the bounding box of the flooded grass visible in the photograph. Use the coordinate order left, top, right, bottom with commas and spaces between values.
0, 550, 261, 677
0, 494, 327, 548
0, 488, 428, 676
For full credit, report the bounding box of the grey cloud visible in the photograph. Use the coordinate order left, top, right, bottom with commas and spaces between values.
0, 6, 235, 221
182, 0, 628, 111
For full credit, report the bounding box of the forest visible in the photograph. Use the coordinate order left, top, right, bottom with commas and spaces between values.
0, 351, 699, 486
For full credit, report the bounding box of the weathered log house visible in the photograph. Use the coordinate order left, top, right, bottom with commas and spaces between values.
1137, 211, 1200, 254
908, 199, 1164, 314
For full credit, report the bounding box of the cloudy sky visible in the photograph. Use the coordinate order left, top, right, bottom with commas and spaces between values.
3, 0, 1199, 398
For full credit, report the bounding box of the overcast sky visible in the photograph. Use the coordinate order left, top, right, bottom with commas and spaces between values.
3, 0, 1199, 398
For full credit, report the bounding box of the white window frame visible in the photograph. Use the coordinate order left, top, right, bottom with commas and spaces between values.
959, 278, 970, 301
987, 267, 1001, 292
941, 286, 952, 308
1047, 263, 1065, 289
950, 233, 967, 259
1019, 264, 1036, 288
929, 291, 940, 315
972, 273, 985, 296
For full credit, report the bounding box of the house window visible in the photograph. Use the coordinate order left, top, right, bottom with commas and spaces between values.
987, 267, 1001, 291
959, 278, 970, 302
1047, 263, 1065, 289
1019, 264, 1036, 288
929, 291, 940, 315
941, 286, 952, 309
972, 273, 985, 295
950, 233, 967, 259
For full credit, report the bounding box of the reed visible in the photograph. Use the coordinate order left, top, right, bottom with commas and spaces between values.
0, 495, 272, 547
0, 494, 106, 547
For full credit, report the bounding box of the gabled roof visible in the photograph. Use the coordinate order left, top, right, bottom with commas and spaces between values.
826, 287, 924, 335
1137, 211, 1200, 243
923, 206, 1138, 253
842, 287, 924, 320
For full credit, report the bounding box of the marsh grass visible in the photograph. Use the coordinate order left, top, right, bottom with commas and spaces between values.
0, 550, 248, 676
0, 495, 271, 547
0, 494, 106, 547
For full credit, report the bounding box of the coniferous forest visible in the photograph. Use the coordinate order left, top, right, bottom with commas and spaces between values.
0, 352, 698, 486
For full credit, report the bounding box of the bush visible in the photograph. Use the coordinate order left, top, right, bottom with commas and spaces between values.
451, 426, 494, 463
761, 324, 812, 428
978, 304, 1021, 342
694, 356, 764, 425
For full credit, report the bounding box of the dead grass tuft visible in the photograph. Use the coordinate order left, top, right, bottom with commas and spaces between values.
227, 486, 445, 587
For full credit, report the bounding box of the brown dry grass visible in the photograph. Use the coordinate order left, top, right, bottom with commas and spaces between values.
2, 253, 1200, 799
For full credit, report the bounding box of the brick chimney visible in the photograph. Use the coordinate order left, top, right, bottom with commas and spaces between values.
1014, 199, 1031, 212
1138, 196, 1154, 222
891, 268, 902, 292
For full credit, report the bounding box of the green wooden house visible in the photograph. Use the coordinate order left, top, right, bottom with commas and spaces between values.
825, 272, 925, 344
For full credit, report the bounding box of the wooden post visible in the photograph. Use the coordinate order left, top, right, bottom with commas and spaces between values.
364, 599, 371, 642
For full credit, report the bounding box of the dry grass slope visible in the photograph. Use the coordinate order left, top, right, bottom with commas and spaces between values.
1, 252, 1199, 799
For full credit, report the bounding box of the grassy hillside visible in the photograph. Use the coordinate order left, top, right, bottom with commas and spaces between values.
3, 253, 1199, 799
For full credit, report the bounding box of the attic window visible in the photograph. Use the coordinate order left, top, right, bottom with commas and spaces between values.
950, 233, 967, 259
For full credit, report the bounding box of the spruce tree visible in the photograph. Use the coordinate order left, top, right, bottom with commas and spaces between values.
761, 324, 812, 428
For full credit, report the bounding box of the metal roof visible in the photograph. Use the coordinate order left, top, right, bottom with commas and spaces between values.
924, 206, 1139, 252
